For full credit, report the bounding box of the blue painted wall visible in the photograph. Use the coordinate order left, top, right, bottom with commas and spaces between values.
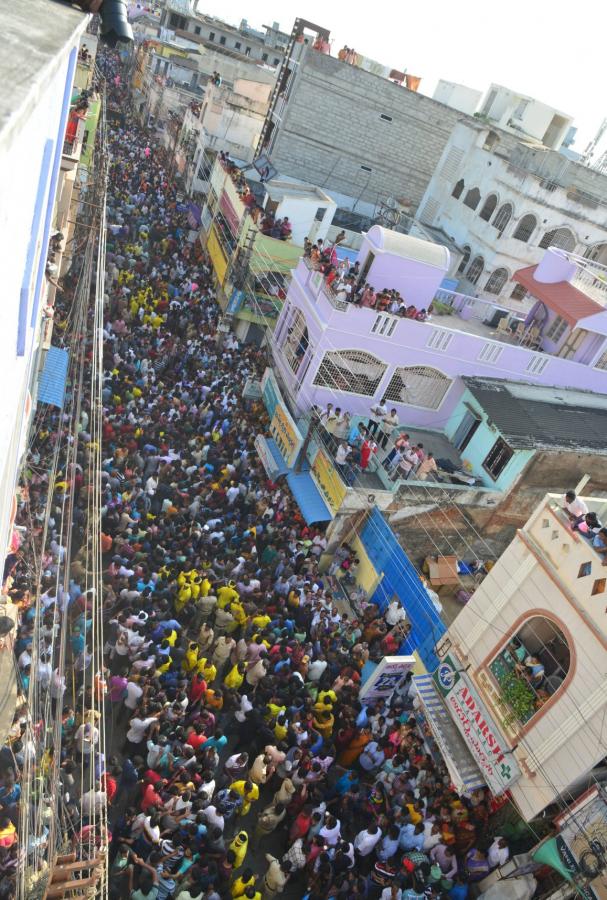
359, 507, 445, 671
444, 389, 534, 491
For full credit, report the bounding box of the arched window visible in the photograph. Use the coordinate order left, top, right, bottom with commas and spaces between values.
467, 255, 484, 285
489, 614, 571, 726
452, 179, 464, 199
539, 226, 576, 251
383, 366, 452, 409
584, 242, 607, 264
457, 245, 471, 274
484, 268, 509, 295
493, 202, 513, 235
479, 193, 498, 222
463, 187, 481, 210
313, 349, 387, 396
512, 213, 537, 243
281, 309, 309, 374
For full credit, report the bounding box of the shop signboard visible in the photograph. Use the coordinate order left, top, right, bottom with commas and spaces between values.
243, 378, 262, 401
433, 654, 521, 795
310, 446, 347, 515
270, 404, 303, 468
254, 435, 281, 480
261, 367, 280, 419
360, 655, 416, 702
226, 288, 245, 315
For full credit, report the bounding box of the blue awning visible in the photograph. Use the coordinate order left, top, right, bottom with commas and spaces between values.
266, 438, 290, 477
38, 347, 69, 407
286, 471, 332, 524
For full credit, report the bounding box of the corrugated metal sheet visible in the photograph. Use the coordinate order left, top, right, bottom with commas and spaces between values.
414, 674, 486, 795
286, 471, 332, 525
266, 438, 290, 477
38, 347, 69, 408
360, 507, 446, 671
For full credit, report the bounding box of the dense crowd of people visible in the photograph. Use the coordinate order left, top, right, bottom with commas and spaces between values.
0, 48, 518, 900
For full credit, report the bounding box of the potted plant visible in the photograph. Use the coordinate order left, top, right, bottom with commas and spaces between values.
499, 672, 536, 728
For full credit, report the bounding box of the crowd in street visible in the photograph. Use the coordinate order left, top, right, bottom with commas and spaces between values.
0, 48, 516, 900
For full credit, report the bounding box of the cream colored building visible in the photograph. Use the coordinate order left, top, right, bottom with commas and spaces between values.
437, 491, 607, 820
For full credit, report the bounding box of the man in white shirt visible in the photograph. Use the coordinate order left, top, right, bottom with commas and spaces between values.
354, 823, 382, 857
125, 714, 158, 752
307, 656, 327, 682
368, 400, 388, 438
563, 490, 588, 526
385, 599, 407, 628
124, 678, 143, 712
81, 783, 107, 819
379, 408, 399, 450
488, 836, 510, 868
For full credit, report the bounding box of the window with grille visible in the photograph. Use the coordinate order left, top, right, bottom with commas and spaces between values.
371, 315, 398, 337
539, 227, 576, 251
594, 350, 607, 370
510, 284, 527, 302
488, 615, 570, 725
479, 194, 498, 222
477, 343, 503, 363
513, 213, 537, 243
282, 310, 309, 373
383, 366, 453, 409
312, 350, 387, 396
493, 203, 513, 234
483, 437, 514, 479
463, 187, 481, 210
526, 355, 549, 375
426, 329, 453, 351
546, 315, 568, 342
484, 268, 509, 294
452, 179, 465, 199
466, 256, 484, 285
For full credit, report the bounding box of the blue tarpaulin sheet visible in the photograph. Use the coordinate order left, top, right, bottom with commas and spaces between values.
286, 471, 332, 524
266, 438, 290, 477
38, 347, 69, 407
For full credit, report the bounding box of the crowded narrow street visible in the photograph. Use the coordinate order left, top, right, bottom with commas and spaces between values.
3, 43, 540, 900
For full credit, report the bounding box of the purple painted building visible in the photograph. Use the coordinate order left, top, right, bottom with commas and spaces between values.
271, 225, 607, 429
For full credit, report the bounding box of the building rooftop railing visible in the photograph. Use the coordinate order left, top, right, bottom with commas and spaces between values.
552, 249, 607, 306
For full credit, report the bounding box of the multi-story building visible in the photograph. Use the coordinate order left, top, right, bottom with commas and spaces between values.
432, 489, 607, 820
0, 1, 92, 582
417, 117, 607, 308
159, 1, 288, 67
200, 156, 335, 343
256, 27, 475, 217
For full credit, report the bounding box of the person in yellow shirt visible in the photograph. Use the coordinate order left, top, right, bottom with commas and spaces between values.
228, 601, 247, 633
265, 701, 286, 722
184, 642, 200, 673
229, 781, 258, 816
313, 709, 334, 741
251, 612, 271, 630
175, 583, 192, 613
196, 657, 217, 683
224, 662, 245, 691
217, 583, 239, 609
231, 868, 257, 898
274, 714, 288, 743
228, 831, 249, 869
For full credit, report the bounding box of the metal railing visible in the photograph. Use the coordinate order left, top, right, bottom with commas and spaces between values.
552, 249, 607, 305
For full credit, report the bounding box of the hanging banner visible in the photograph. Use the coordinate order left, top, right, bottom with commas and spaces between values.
207, 224, 228, 285
433, 654, 521, 795
360, 655, 416, 702
261, 367, 281, 419
310, 446, 347, 515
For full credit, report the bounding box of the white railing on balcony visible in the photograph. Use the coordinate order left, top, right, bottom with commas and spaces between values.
553, 249, 607, 306
433, 288, 525, 326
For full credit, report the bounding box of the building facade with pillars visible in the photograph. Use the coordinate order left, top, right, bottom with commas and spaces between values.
436, 490, 607, 820
0, 1, 91, 579
417, 119, 607, 309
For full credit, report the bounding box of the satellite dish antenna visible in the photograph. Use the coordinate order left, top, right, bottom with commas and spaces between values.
385, 196, 398, 209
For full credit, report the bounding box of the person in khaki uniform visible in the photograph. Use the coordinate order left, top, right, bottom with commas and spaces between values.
254, 802, 286, 841
261, 855, 291, 898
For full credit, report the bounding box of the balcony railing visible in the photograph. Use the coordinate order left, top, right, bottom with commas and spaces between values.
553, 249, 607, 306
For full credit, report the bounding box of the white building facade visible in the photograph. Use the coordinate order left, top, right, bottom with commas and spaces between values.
438, 492, 607, 820
418, 120, 607, 308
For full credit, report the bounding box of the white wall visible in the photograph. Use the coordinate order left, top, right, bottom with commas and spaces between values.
417, 121, 607, 307
271, 194, 336, 245
446, 495, 607, 820
0, 36, 82, 570
480, 84, 573, 150
433, 79, 482, 116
